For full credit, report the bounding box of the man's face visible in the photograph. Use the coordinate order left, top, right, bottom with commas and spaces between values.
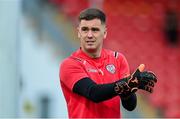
77, 19, 107, 53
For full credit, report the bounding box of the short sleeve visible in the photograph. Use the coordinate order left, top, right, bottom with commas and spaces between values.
59, 58, 89, 90
117, 53, 130, 79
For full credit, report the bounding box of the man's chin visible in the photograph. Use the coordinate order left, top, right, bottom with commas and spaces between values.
86, 48, 97, 53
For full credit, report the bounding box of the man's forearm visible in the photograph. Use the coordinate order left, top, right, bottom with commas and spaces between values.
73, 77, 137, 111
73, 77, 117, 103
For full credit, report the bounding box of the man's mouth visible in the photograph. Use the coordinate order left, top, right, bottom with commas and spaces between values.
86, 41, 95, 43
86, 41, 95, 45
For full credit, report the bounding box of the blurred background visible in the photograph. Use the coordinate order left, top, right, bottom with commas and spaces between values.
0, 0, 180, 118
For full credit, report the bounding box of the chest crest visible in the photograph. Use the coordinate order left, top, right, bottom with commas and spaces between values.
106, 64, 116, 74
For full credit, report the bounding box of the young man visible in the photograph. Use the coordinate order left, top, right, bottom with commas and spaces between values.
60, 8, 157, 118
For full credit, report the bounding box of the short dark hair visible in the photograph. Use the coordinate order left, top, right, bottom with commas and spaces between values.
78, 8, 106, 24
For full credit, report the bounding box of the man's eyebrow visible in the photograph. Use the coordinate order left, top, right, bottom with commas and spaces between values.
81, 26, 89, 30
80, 26, 101, 31
91, 27, 100, 31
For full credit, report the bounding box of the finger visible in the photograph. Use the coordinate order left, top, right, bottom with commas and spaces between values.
148, 71, 157, 82
132, 64, 145, 77
142, 86, 153, 93
139, 85, 153, 93
145, 86, 153, 93
138, 64, 145, 72
141, 79, 155, 87
148, 81, 154, 87
141, 71, 157, 83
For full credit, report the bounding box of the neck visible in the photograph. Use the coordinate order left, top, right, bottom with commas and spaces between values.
82, 48, 102, 58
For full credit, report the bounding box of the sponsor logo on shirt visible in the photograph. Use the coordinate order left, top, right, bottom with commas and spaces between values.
87, 68, 98, 73
106, 64, 116, 74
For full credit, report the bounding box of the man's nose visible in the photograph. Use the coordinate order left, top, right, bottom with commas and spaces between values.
87, 30, 93, 38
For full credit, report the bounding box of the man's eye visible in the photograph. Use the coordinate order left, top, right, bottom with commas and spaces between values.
91, 28, 100, 32
81, 27, 88, 31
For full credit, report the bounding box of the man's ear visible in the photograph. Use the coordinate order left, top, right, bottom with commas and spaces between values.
104, 28, 107, 39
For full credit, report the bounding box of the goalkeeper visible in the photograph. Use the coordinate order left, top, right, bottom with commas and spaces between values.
60, 8, 157, 118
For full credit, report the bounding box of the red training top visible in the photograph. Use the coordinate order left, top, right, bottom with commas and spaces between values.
60, 48, 130, 118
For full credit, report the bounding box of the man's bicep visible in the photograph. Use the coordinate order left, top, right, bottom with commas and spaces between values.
60, 59, 88, 90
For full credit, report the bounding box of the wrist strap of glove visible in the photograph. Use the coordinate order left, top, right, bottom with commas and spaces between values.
114, 78, 130, 94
